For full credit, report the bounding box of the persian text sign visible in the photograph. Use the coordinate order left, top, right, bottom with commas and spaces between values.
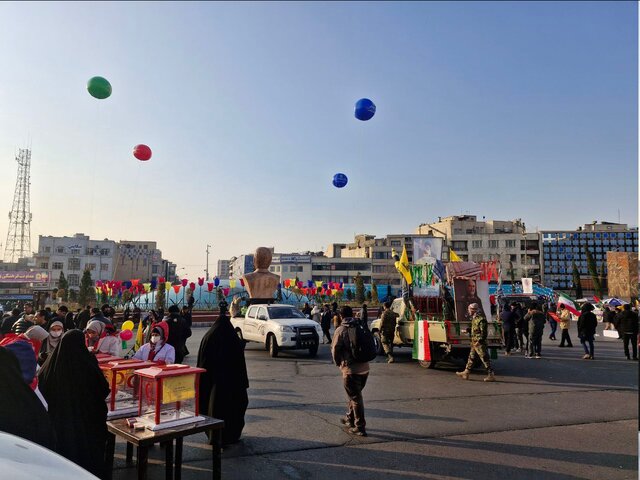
0, 271, 49, 283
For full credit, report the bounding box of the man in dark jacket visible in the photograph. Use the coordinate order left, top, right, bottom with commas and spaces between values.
166, 305, 189, 363
577, 303, 597, 360
617, 304, 638, 360
87, 307, 112, 327
320, 304, 333, 344
1, 308, 21, 336
48, 306, 76, 331
512, 303, 526, 353
500, 304, 516, 355
331, 305, 370, 437
75, 305, 91, 330
525, 304, 546, 359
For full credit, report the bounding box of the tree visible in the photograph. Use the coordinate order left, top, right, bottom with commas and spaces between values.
58, 271, 68, 301
345, 289, 354, 301
371, 283, 379, 304
78, 270, 94, 307
572, 260, 583, 299
366, 289, 372, 302
354, 272, 365, 304
69, 289, 78, 303
584, 247, 602, 298
599, 262, 607, 297
156, 281, 166, 310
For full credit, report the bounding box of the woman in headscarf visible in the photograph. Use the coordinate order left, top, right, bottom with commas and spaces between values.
38, 320, 64, 366
197, 305, 249, 446
133, 321, 175, 364
0, 347, 55, 450
85, 319, 120, 356
578, 302, 597, 360
38, 330, 110, 478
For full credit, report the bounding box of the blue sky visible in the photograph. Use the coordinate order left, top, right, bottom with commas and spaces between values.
0, 2, 636, 279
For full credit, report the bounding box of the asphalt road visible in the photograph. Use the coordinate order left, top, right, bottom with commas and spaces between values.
112, 321, 638, 480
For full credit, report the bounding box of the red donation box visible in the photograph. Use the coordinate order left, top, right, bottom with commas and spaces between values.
96, 353, 121, 364
100, 359, 157, 419
134, 364, 206, 431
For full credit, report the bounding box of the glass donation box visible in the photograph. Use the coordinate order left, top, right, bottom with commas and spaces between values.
134, 364, 206, 431
100, 359, 157, 419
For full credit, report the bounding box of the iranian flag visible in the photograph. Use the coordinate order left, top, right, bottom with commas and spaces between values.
412, 320, 431, 361
557, 293, 580, 316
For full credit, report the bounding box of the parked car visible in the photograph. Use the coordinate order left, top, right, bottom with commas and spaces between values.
230, 304, 321, 357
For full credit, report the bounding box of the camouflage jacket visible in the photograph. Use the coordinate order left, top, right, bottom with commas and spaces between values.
470, 313, 488, 343
380, 310, 399, 333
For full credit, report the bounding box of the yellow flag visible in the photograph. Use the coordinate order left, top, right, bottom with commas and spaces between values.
165, 282, 172, 291
393, 246, 413, 284
229, 279, 237, 289
450, 248, 461, 262
134, 319, 144, 351
143, 283, 151, 293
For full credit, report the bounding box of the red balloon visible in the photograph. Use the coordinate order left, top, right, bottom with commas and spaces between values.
133, 144, 152, 161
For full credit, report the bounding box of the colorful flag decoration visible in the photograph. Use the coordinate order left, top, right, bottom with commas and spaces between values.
134, 320, 144, 352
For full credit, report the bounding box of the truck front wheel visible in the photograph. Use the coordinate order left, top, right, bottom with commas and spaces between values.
267, 334, 279, 358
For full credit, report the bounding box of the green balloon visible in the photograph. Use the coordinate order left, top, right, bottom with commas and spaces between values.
87, 76, 112, 99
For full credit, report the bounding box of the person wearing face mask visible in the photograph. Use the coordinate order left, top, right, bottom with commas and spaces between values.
38, 320, 64, 366
133, 321, 175, 364
85, 320, 120, 356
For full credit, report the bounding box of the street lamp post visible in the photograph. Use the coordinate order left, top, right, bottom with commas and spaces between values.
206, 245, 211, 281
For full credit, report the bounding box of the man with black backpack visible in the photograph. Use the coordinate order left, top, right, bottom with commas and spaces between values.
331, 305, 375, 437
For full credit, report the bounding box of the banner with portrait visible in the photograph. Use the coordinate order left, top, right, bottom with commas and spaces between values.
454, 278, 492, 322
413, 237, 443, 265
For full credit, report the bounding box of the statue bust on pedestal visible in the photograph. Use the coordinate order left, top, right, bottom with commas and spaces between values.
242, 247, 280, 302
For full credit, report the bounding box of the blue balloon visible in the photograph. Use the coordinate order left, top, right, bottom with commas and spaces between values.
333, 173, 348, 188
214, 277, 220, 287
355, 98, 376, 121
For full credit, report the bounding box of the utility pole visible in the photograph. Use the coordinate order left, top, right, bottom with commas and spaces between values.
206, 244, 211, 281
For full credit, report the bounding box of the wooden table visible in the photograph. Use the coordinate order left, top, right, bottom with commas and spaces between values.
106, 415, 225, 480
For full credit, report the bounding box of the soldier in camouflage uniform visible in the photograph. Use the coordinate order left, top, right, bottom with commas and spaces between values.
456, 303, 496, 382
379, 301, 399, 363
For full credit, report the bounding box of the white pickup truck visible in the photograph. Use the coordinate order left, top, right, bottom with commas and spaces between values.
230, 304, 322, 358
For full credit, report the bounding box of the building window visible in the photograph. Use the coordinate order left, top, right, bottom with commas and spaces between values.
471, 254, 484, 262
282, 266, 289, 273
52, 262, 64, 269
39, 262, 48, 269
472, 240, 483, 249
56, 246, 64, 254
44, 246, 51, 253
100, 249, 110, 256
152, 265, 159, 274
86, 263, 96, 271
68, 258, 81, 271
509, 254, 517, 262
101, 263, 109, 271
452, 241, 467, 251
373, 252, 391, 259
505, 240, 516, 248
390, 240, 401, 247
489, 240, 499, 249
70, 248, 81, 255
68, 274, 79, 287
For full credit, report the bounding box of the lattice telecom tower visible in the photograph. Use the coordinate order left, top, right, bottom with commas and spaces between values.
4, 148, 32, 263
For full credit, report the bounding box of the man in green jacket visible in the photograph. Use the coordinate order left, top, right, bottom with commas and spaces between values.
456, 303, 495, 382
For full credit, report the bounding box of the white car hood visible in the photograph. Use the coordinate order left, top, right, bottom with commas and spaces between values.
272, 318, 319, 328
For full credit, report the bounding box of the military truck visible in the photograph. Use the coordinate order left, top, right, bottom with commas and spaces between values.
370, 293, 503, 369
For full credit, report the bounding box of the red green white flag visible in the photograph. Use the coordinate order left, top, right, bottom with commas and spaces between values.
412, 319, 431, 361
557, 293, 579, 316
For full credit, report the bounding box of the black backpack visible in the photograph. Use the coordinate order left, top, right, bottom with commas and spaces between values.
346, 321, 377, 363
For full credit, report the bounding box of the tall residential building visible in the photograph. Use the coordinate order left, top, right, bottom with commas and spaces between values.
267, 252, 372, 285
113, 240, 165, 282
416, 215, 541, 280
35, 234, 117, 291
228, 255, 255, 280
541, 222, 638, 291
216, 259, 230, 279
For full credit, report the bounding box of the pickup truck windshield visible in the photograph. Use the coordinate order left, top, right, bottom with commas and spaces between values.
267, 307, 306, 319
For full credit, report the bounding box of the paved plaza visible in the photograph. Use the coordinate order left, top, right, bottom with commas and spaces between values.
112, 322, 638, 480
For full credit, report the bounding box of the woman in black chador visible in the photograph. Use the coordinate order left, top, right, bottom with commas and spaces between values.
0, 346, 56, 450
197, 304, 249, 446
38, 329, 110, 478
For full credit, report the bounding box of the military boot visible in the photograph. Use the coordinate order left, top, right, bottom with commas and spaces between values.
484, 372, 496, 382
455, 370, 470, 380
